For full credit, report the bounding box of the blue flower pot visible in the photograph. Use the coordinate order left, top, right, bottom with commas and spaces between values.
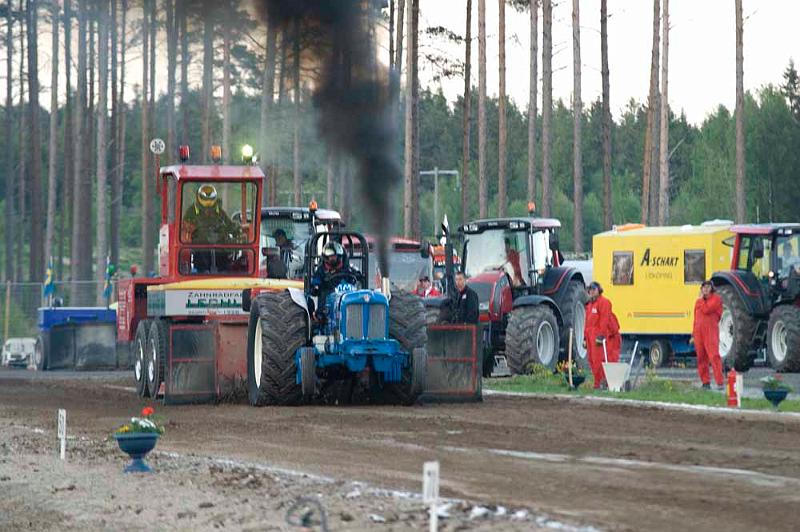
114, 432, 160, 473
565, 374, 586, 390
763, 389, 789, 410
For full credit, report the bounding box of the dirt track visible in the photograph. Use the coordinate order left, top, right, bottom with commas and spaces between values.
2, 370, 800, 531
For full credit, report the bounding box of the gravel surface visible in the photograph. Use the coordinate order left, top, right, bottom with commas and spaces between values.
2, 370, 800, 531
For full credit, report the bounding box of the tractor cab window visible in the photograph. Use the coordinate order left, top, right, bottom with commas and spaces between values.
776, 234, 800, 278
464, 229, 530, 287
180, 182, 257, 245
738, 236, 772, 279
369, 250, 431, 291
178, 248, 255, 275
260, 217, 312, 279
531, 230, 554, 272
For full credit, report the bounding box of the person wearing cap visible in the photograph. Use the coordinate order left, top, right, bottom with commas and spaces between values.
693, 280, 724, 390
584, 281, 621, 389
181, 184, 241, 245
415, 275, 441, 298
272, 228, 294, 253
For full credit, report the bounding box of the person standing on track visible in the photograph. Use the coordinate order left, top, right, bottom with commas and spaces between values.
584, 282, 620, 389
693, 280, 724, 390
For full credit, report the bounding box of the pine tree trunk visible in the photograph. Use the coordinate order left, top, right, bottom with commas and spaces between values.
735, 0, 746, 223
45, 0, 60, 270
166, 0, 177, 161
572, 0, 583, 252
96, 0, 109, 304
201, 12, 213, 161
179, 0, 188, 144
259, 26, 277, 207
16, 2, 25, 283
641, 0, 660, 224
527, 0, 538, 206
222, 5, 231, 163
477, 0, 487, 218
141, 0, 152, 274
60, 0, 73, 276
87, 9, 95, 188
27, 0, 44, 282
71, 0, 90, 301
657, 0, 670, 226
461, 0, 472, 223
411, 0, 420, 240
403, 0, 418, 236
541, 0, 552, 217
110, 0, 119, 266
292, 19, 301, 206
395, 0, 404, 83
497, 0, 507, 217
116, 0, 128, 265
600, 0, 613, 230
4, 2, 14, 281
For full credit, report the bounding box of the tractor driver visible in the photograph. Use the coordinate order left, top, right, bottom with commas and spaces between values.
310, 242, 358, 310
181, 184, 242, 245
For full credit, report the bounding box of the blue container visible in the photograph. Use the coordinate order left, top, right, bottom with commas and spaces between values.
38, 307, 117, 331
114, 432, 160, 473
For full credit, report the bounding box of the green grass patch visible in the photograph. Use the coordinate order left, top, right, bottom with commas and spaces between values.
486, 367, 800, 413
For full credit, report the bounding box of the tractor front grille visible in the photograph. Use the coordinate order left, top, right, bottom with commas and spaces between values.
345, 305, 364, 339
368, 304, 387, 339
344, 303, 387, 340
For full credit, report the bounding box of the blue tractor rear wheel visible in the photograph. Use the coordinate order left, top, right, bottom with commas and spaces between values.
374, 291, 428, 405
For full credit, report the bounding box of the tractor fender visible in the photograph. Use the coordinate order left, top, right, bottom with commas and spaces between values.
711, 271, 770, 317
512, 295, 563, 327
541, 267, 585, 308
286, 287, 312, 339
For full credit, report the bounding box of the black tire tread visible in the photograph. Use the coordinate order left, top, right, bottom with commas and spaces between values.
134, 320, 150, 398
558, 280, 587, 366
717, 285, 757, 372
378, 290, 428, 405
767, 305, 800, 372
505, 305, 560, 374
255, 292, 308, 406
147, 319, 168, 398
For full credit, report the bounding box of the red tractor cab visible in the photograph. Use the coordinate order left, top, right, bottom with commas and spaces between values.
712, 223, 800, 371
455, 215, 586, 375
350, 236, 432, 292
116, 147, 301, 403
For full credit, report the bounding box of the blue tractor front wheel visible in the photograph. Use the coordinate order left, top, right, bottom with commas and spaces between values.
300, 348, 316, 398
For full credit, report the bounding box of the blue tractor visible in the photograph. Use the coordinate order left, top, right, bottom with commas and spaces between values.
245, 232, 427, 406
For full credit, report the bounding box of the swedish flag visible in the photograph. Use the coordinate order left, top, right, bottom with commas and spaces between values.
43, 257, 55, 298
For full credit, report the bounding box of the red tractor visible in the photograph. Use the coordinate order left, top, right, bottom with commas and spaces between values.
116, 145, 300, 402
711, 223, 800, 371
430, 207, 587, 375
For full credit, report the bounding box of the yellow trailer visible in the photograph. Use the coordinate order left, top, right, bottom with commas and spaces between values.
592, 222, 734, 366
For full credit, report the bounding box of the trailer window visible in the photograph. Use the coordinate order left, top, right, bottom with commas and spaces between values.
684, 250, 706, 284
612, 251, 634, 285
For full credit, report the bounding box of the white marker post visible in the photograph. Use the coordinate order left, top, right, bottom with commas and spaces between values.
57, 409, 66, 460
423, 461, 440, 532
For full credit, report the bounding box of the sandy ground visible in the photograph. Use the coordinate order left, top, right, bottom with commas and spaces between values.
2, 370, 800, 531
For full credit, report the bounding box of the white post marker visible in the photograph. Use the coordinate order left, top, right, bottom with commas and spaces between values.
149, 138, 165, 155
57, 409, 66, 460
423, 461, 440, 532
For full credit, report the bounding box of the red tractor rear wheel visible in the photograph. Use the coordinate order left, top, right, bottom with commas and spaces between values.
717, 285, 757, 372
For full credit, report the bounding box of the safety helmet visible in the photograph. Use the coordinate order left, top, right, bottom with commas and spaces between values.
322, 241, 344, 265
196, 184, 218, 209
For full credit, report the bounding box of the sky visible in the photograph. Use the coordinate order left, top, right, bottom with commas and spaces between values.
415, 0, 800, 125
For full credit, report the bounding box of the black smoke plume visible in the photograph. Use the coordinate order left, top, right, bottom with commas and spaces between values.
255, 0, 397, 277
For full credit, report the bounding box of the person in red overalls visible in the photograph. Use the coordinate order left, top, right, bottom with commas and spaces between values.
584, 282, 621, 389
693, 280, 724, 390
